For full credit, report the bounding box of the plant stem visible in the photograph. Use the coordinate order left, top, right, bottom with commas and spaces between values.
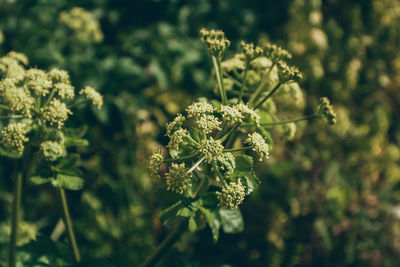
248, 64, 275, 106
238, 63, 249, 103
0, 115, 24, 120
8, 163, 22, 267
212, 56, 228, 104
58, 189, 81, 264
163, 154, 198, 163
253, 82, 282, 110
139, 222, 184, 267
187, 156, 205, 173
223, 147, 251, 153
68, 99, 89, 109
219, 123, 241, 143
244, 114, 318, 127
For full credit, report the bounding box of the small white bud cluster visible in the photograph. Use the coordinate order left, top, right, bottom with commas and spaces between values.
41, 99, 72, 129
245, 132, 270, 161
197, 137, 224, 163
40, 141, 64, 161
59, 7, 103, 44
148, 149, 164, 178
79, 86, 103, 109
217, 180, 246, 209
200, 28, 231, 58
317, 97, 337, 125
1, 122, 29, 154
165, 163, 192, 194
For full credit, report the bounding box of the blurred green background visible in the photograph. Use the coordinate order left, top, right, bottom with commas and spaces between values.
0, 0, 400, 266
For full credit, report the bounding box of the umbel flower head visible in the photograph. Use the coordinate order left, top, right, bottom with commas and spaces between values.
197, 137, 224, 163
149, 149, 164, 178
277, 61, 303, 82
217, 180, 246, 209
166, 114, 186, 137
245, 132, 270, 161
317, 97, 337, 125
59, 7, 103, 44
24, 68, 52, 96
195, 114, 222, 135
200, 28, 231, 58
80, 86, 103, 109
42, 99, 72, 129
263, 43, 292, 63
40, 141, 64, 161
3, 85, 35, 117
1, 122, 29, 154
240, 41, 263, 62
165, 163, 193, 194
186, 100, 215, 119
217, 152, 236, 177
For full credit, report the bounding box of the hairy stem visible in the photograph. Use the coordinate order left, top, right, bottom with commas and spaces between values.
58, 189, 81, 264
212, 56, 228, 104
139, 222, 184, 267
8, 163, 22, 267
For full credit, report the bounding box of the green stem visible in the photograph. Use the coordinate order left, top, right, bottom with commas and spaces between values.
219, 123, 241, 143
58, 189, 81, 264
238, 63, 249, 103
8, 163, 22, 267
163, 154, 198, 163
192, 176, 208, 199
212, 56, 228, 104
43, 88, 57, 107
215, 121, 228, 139
0, 115, 24, 120
248, 64, 275, 106
68, 99, 89, 109
187, 156, 205, 173
243, 114, 318, 127
223, 147, 251, 153
253, 82, 282, 110
0, 104, 10, 109
139, 222, 184, 267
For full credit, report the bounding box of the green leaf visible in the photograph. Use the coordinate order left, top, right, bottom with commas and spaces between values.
55, 154, 80, 170
242, 172, 261, 194
199, 207, 220, 243
0, 146, 22, 159
177, 207, 194, 218
30, 176, 54, 185
259, 110, 274, 124
188, 216, 197, 232
160, 201, 184, 228
232, 155, 253, 177
219, 208, 244, 234
64, 137, 89, 147
52, 174, 84, 190
64, 125, 87, 138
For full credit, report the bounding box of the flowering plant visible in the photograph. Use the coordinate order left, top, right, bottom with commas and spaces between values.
147, 28, 336, 261
0, 51, 102, 266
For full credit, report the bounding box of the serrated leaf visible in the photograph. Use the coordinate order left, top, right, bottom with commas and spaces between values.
30, 176, 54, 185
52, 174, 84, 190
199, 207, 220, 243
219, 208, 244, 234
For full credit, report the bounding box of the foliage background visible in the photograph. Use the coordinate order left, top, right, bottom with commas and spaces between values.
0, 0, 399, 266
